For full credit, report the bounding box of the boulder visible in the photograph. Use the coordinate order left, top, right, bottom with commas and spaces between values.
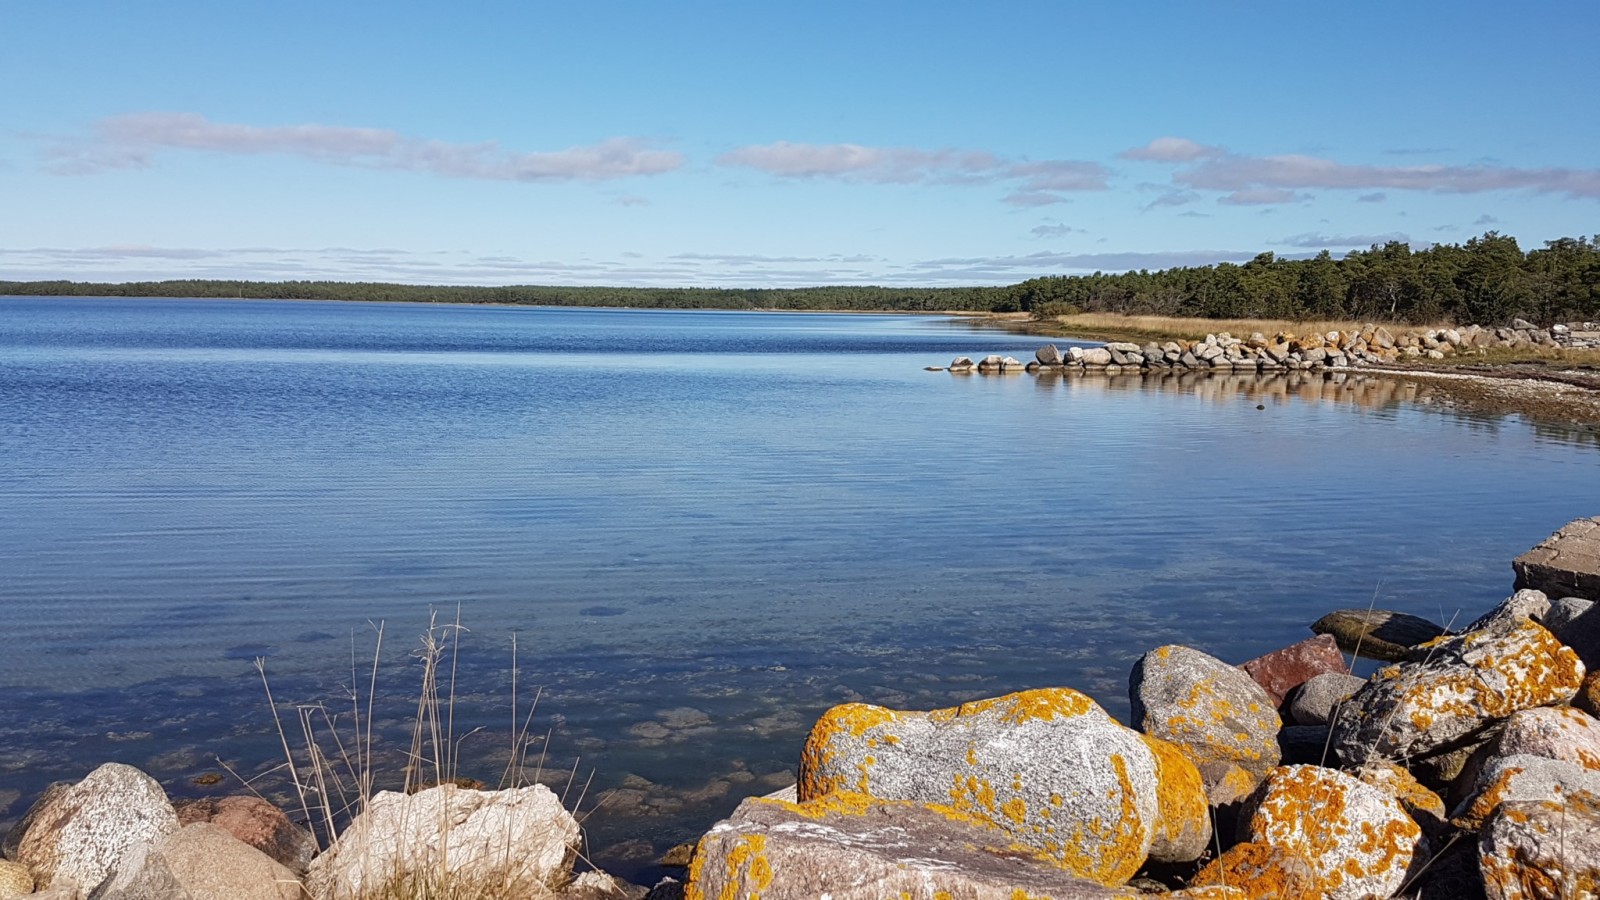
1354, 759, 1448, 839
1287, 672, 1365, 727
1492, 705, 1600, 770
1541, 595, 1594, 633
1035, 344, 1063, 365
15, 763, 179, 894
1239, 634, 1346, 707
1129, 645, 1282, 806
1553, 602, 1600, 670
1479, 792, 1600, 900
174, 795, 316, 875
1080, 347, 1112, 366
1239, 765, 1423, 900
0, 860, 32, 900
1310, 609, 1446, 661
564, 871, 644, 900
3, 781, 72, 862
1139, 735, 1212, 864
1464, 589, 1552, 633
1331, 617, 1585, 766
1451, 754, 1600, 832
303, 783, 579, 900
683, 794, 1240, 900
89, 823, 303, 900
1513, 516, 1600, 602
797, 688, 1167, 885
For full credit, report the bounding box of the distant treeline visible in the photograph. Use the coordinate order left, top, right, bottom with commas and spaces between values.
1008, 233, 1600, 325
5, 232, 1597, 325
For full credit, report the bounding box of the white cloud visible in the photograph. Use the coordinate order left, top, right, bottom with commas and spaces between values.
1118, 137, 1224, 163
1218, 188, 1309, 206
46, 112, 685, 182
1278, 232, 1410, 248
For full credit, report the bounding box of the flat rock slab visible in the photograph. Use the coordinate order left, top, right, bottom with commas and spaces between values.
685, 795, 1242, 900
1311, 609, 1446, 661
1514, 516, 1600, 601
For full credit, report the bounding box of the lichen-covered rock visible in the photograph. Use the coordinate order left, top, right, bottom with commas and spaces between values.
1354, 759, 1448, 838
1576, 671, 1600, 718
304, 783, 578, 900
89, 822, 303, 900
1287, 671, 1364, 727
797, 688, 1164, 885
15, 763, 179, 894
1493, 705, 1600, 769
1129, 645, 1281, 805
174, 795, 316, 875
1479, 791, 1600, 900
1311, 609, 1446, 661
1239, 634, 1346, 707
0, 859, 33, 900
1451, 754, 1600, 832
1464, 589, 1551, 633
1331, 618, 1585, 766
683, 794, 1240, 900
1189, 841, 1317, 899
1139, 735, 1212, 864
1241, 765, 1422, 900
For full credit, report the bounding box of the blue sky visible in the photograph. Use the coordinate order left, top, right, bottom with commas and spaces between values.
3, 1, 1597, 287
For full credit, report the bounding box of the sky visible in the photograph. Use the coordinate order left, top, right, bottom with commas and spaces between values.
2, 1, 1597, 288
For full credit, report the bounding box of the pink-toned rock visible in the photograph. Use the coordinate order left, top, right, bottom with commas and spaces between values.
174, 796, 317, 876
1240, 635, 1347, 706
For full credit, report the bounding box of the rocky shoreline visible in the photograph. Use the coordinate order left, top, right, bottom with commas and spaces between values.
4, 518, 1600, 899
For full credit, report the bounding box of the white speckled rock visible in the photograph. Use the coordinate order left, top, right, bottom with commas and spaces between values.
1331, 618, 1585, 766
1495, 705, 1600, 769
0, 859, 33, 900
15, 763, 178, 894
684, 794, 1243, 900
1479, 791, 1600, 900
304, 783, 578, 900
797, 688, 1166, 886
1242, 765, 1423, 900
1129, 645, 1282, 805
89, 823, 302, 900
1450, 754, 1600, 831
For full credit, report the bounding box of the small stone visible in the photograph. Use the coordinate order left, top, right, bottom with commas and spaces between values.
1287, 672, 1365, 727
1239, 634, 1346, 707
1310, 609, 1446, 661
1575, 671, 1600, 718
658, 842, 696, 867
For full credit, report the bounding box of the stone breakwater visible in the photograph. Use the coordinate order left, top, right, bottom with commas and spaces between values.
4, 518, 1600, 899
935, 320, 1600, 375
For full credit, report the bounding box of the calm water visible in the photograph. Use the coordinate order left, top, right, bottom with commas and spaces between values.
3, 296, 1599, 880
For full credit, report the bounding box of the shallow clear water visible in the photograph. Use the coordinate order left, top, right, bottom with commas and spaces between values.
2, 296, 1598, 880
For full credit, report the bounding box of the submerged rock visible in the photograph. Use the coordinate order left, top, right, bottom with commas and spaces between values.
1310, 609, 1446, 661
797, 687, 1167, 885
1129, 644, 1282, 805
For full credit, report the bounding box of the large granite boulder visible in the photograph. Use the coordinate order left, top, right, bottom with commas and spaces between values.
683, 794, 1242, 900
797, 688, 1168, 885
1240, 765, 1423, 900
1451, 754, 1600, 832
1035, 344, 1063, 365
304, 783, 579, 900
1554, 602, 1600, 669
1139, 735, 1211, 864
1239, 634, 1346, 707
1331, 617, 1585, 766
1129, 645, 1282, 805
89, 823, 303, 900
1493, 705, 1600, 769
1479, 792, 1600, 900
1310, 609, 1446, 661
1513, 515, 1600, 601
174, 795, 316, 875
15, 763, 179, 894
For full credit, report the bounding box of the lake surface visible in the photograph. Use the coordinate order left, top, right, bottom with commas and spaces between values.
3, 296, 1598, 881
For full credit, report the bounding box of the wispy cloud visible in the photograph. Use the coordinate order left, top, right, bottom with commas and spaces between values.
1218, 188, 1310, 206
45, 112, 685, 181
1030, 223, 1077, 238
715, 140, 1109, 204
1278, 232, 1410, 248
1357, 192, 1387, 203
1124, 137, 1600, 200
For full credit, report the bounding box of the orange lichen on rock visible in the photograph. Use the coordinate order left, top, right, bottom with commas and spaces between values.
797, 702, 899, 800
1191, 841, 1317, 899
1139, 734, 1211, 864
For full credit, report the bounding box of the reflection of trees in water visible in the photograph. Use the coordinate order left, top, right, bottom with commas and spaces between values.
1024, 369, 1599, 447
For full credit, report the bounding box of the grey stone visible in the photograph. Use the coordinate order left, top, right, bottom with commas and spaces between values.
16, 763, 178, 894
1493, 705, 1600, 767
1288, 672, 1365, 726
1513, 515, 1600, 602
1554, 601, 1600, 669
797, 688, 1175, 885
1035, 344, 1062, 365
1479, 791, 1600, 900
1239, 765, 1423, 900
89, 823, 303, 900
1129, 645, 1282, 805
1331, 618, 1585, 766
1080, 347, 1112, 366
1452, 753, 1600, 832
1541, 595, 1594, 633
1310, 608, 1447, 661
1465, 589, 1552, 633
304, 784, 579, 900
